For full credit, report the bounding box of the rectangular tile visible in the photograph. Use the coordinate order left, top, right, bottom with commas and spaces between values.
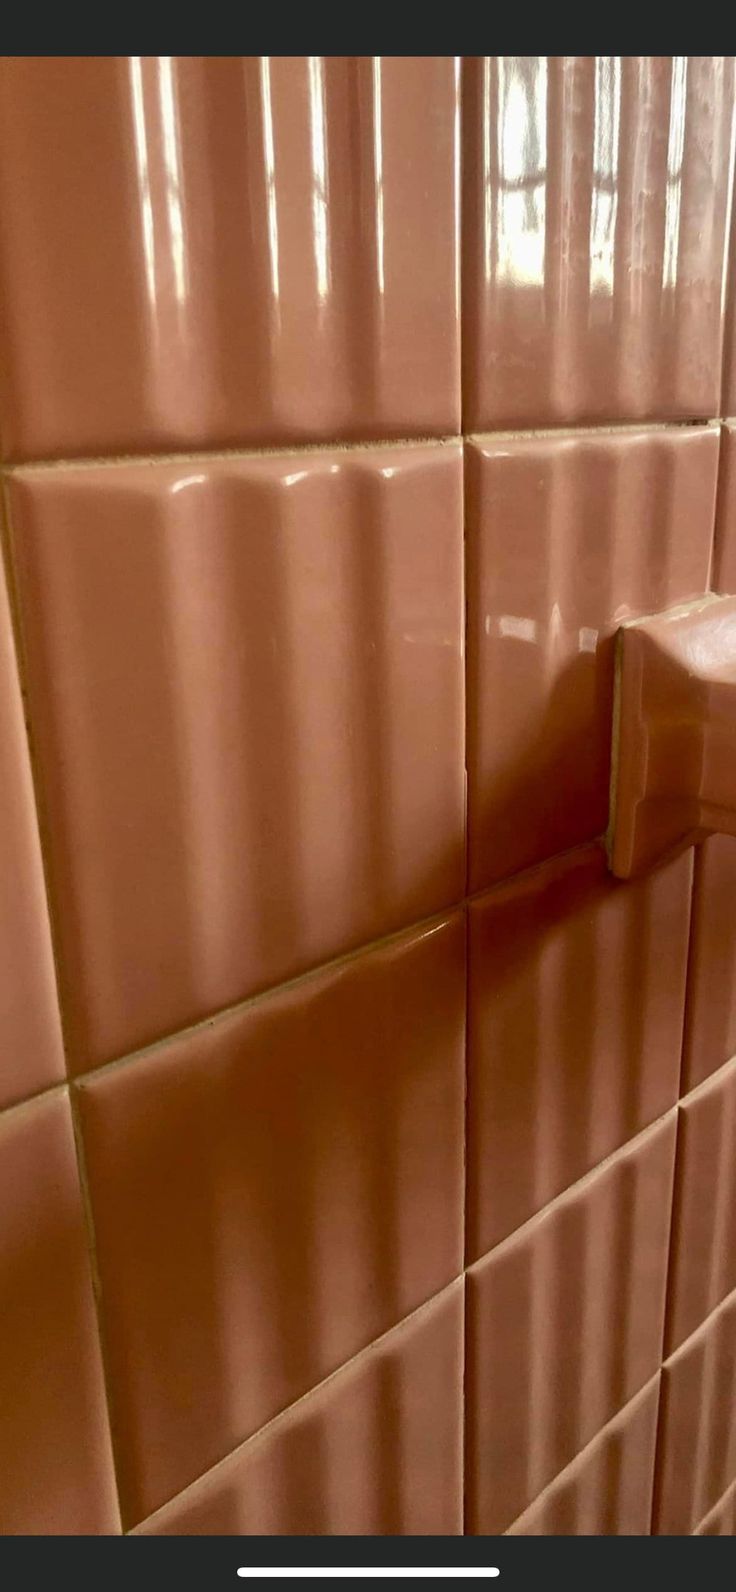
462, 56, 735, 430
468, 845, 691, 1259
654, 1288, 736, 1535
0, 1091, 119, 1534
466, 1113, 676, 1535
0, 57, 460, 461
77, 913, 465, 1525
136, 1286, 463, 1536
0, 548, 65, 1109
466, 426, 718, 891
666, 1056, 736, 1355
507, 1376, 660, 1536
8, 444, 464, 1068
682, 835, 736, 1092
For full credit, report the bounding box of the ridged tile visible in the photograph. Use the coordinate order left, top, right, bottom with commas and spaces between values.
713, 423, 736, 593
466, 1113, 676, 1534
7, 445, 464, 1068
666, 1056, 736, 1354
695, 1477, 736, 1536
655, 1288, 736, 1535
463, 56, 735, 429
682, 835, 736, 1092
468, 845, 691, 1259
77, 914, 465, 1525
0, 56, 460, 460
136, 1286, 463, 1536
466, 426, 718, 890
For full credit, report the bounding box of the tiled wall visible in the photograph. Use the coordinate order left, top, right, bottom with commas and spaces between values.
1, 55, 736, 1538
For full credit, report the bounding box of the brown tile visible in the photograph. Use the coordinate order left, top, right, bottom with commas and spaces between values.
0, 57, 459, 461
466, 425, 717, 891
77, 914, 465, 1526
0, 1091, 119, 1534
8, 444, 464, 1069
0, 550, 65, 1108
696, 1477, 736, 1536
468, 845, 691, 1259
666, 1057, 736, 1355
713, 423, 736, 593
682, 836, 736, 1092
466, 1113, 676, 1535
507, 1376, 660, 1536
463, 56, 735, 430
655, 1287, 736, 1535
136, 1286, 463, 1536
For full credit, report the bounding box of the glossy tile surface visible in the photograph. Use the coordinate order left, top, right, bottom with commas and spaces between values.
466, 426, 717, 889
0, 57, 460, 461
463, 56, 735, 429
8, 444, 464, 1069
655, 1287, 736, 1535
0, 1092, 119, 1534
713, 423, 736, 593
136, 1287, 463, 1536
0, 550, 65, 1108
507, 1376, 659, 1536
666, 1057, 736, 1355
468, 845, 691, 1259
682, 835, 736, 1092
466, 1114, 676, 1534
696, 1477, 736, 1535
77, 914, 464, 1525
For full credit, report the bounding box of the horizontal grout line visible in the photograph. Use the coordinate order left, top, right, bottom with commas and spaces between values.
128, 1274, 465, 1533
1, 415, 726, 477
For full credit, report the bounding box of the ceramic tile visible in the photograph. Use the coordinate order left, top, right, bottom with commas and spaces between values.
463, 56, 735, 430
136, 1286, 462, 1536
77, 914, 465, 1526
695, 1476, 736, 1535
0, 56, 460, 462
682, 835, 736, 1092
468, 845, 691, 1260
713, 422, 736, 593
654, 1287, 736, 1535
0, 1091, 119, 1534
7, 444, 464, 1069
466, 426, 718, 890
722, 172, 736, 418
507, 1376, 660, 1536
0, 548, 65, 1108
466, 1113, 676, 1535
666, 1056, 736, 1355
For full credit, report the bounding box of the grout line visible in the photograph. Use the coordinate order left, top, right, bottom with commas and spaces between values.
466, 418, 721, 446
662, 1276, 736, 1369
127, 1274, 465, 1533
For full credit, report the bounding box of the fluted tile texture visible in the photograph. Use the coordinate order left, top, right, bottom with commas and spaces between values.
655, 1288, 736, 1535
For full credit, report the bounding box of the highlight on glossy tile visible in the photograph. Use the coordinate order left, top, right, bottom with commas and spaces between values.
682, 835, 736, 1092
507, 1376, 660, 1536
665, 1055, 736, 1355
135, 1285, 463, 1536
467, 844, 691, 1259
0, 1091, 120, 1535
7, 442, 464, 1068
462, 55, 735, 429
466, 1113, 676, 1535
466, 425, 718, 890
654, 1287, 736, 1535
76, 912, 465, 1525
713, 422, 736, 593
0, 56, 460, 461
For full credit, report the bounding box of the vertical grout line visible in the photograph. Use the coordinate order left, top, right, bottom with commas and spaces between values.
718, 82, 736, 422
455, 51, 470, 1538
0, 477, 128, 1534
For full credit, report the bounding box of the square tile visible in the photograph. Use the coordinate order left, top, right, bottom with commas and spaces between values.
655, 1287, 736, 1534
136, 1286, 463, 1536
507, 1376, 660, 1536
713, 422, 736, 593
0, 1091, 119, 1534
77, 913, 465, 1525
0, 553, 65, 1108
666, 1056, 736, 1355
466, 1113, 676, 1534
468, 844, 691, 1259
8, 443, 464, 1068
462, 56, 735, 429
682, 835, 736, 1092
0, 57, 460, 461
466, 425, 718, 891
